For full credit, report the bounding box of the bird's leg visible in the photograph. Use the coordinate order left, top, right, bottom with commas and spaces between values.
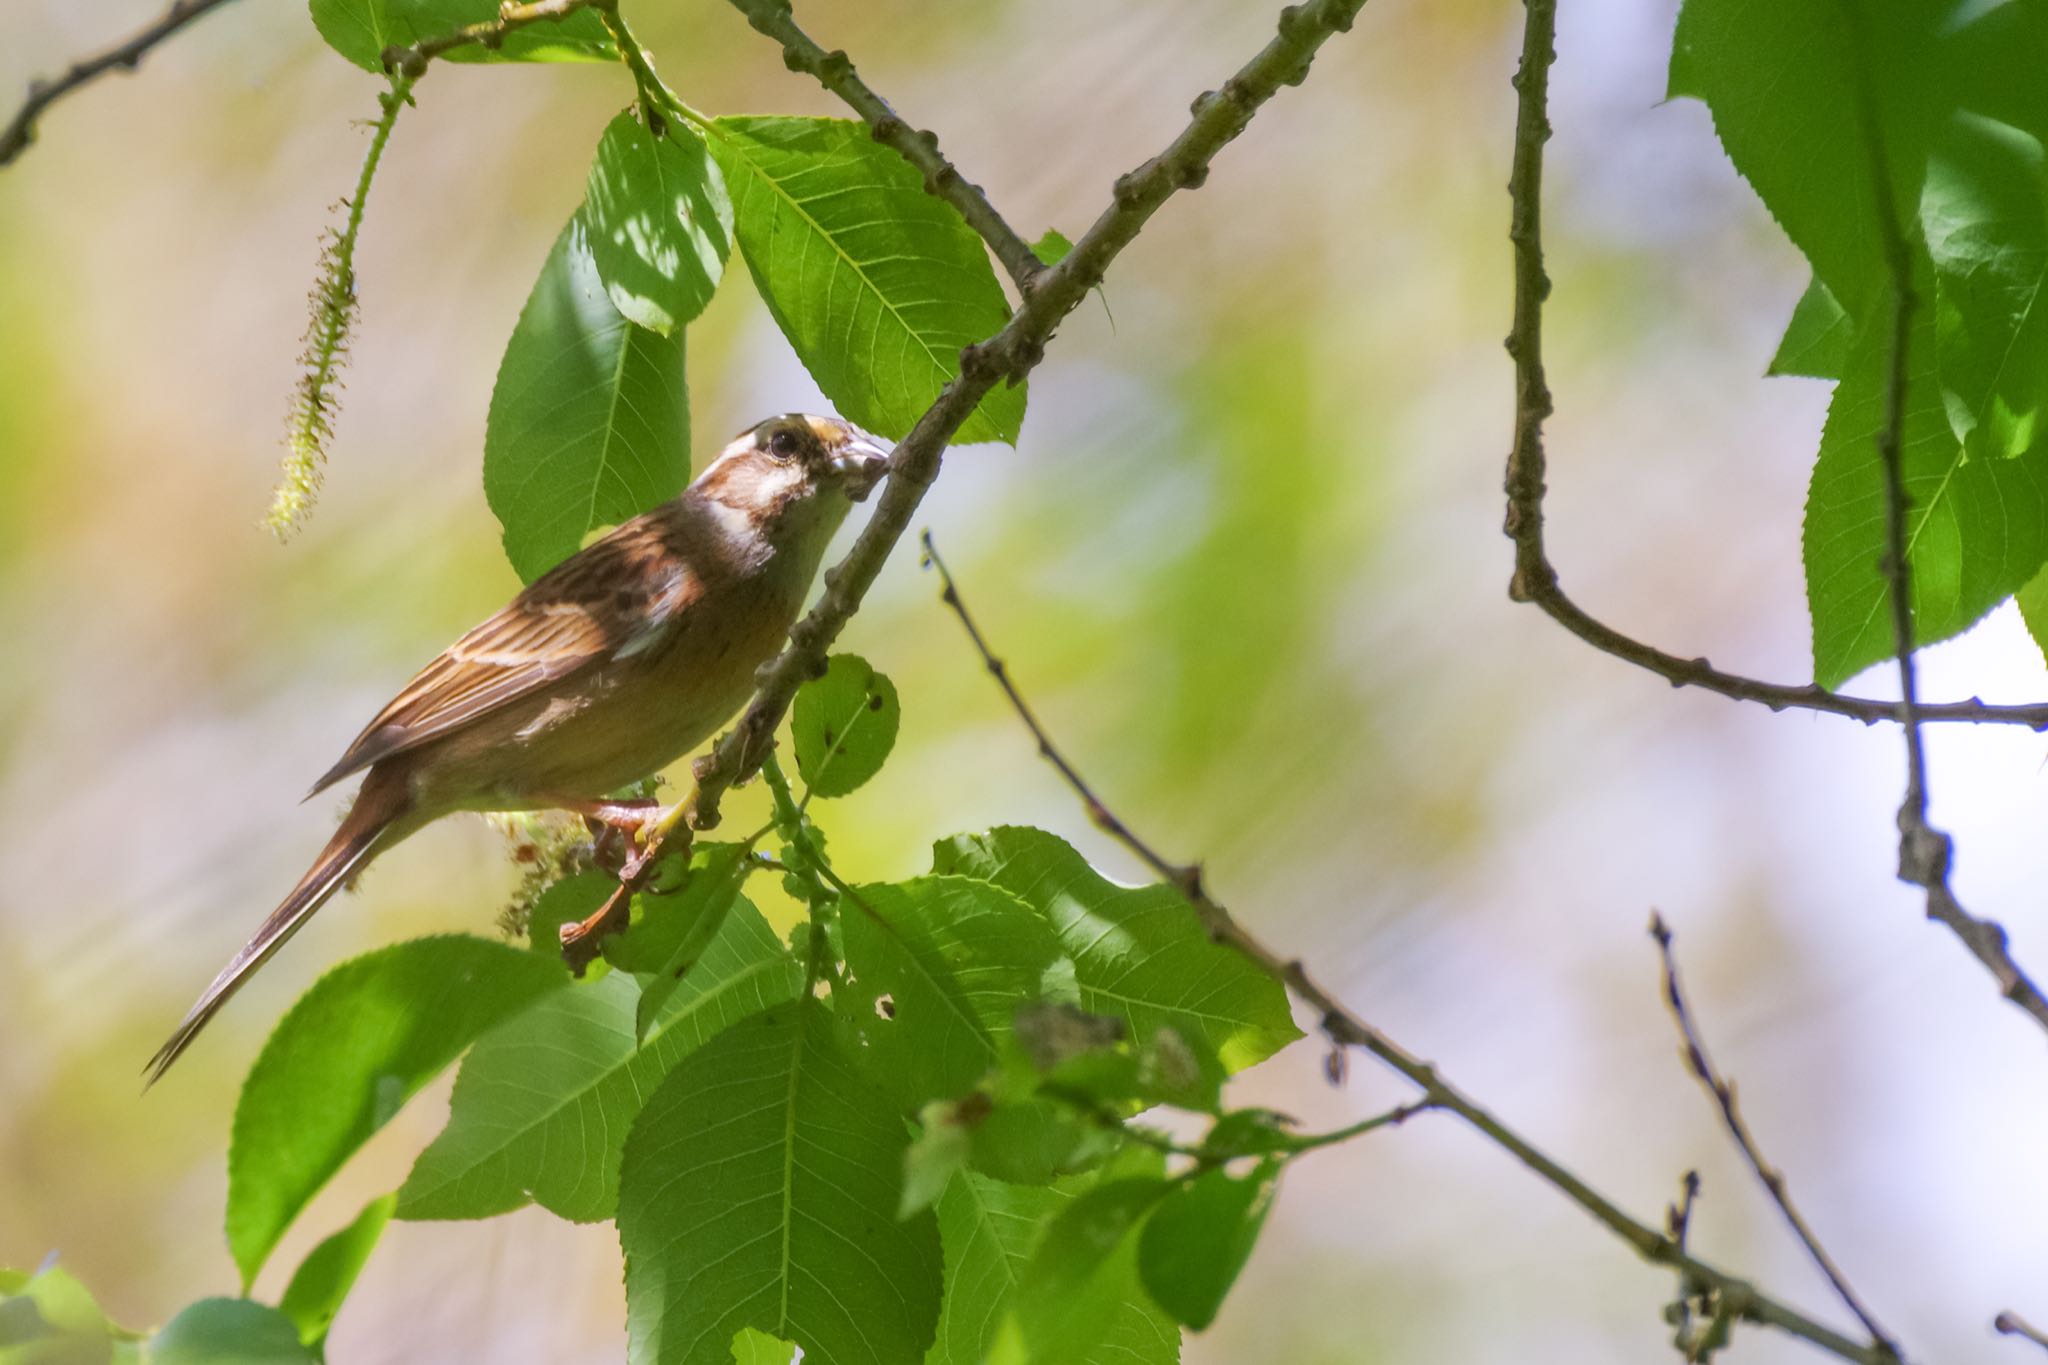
546, 796, 662, 837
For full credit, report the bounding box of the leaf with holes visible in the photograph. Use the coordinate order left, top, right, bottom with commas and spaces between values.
484, 215, 690, 583
398, 903, 800, 1223
933, 827, 1300, 1089
792, 653, 901, 799
226, 936, 565, 1287
709, 116, 1023, 445
309, 0, 612, 72
618, 1000, 942, 1365
580, 112, 733, 336
836, 876, 1066, 1111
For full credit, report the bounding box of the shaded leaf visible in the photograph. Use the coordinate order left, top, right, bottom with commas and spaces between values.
618, 1001, 943, 1365
838, 877, 1065, 1109
1136, 1162, 1280, 1330
484, 216, 690, 583
604, 844, 756, 1039
226, 936, 565, 1287
149, 1300, 315, 1365
0, 1263, 143, 1363
580, 113, 733, 335
277, 1194, 395, 1354
709, 116, 1023, 444
932, 828, 1300, 1087
792, 654, 901, 799
927, 1172, 1179, 1365
399, 904, 800, 1222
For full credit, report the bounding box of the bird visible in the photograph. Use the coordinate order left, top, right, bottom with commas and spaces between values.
145, 413, 891, 1084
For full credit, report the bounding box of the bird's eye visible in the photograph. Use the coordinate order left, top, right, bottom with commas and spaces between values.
767, 428, 802, 461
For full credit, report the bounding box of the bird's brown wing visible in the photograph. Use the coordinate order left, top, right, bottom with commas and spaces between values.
307, 516, 697, 796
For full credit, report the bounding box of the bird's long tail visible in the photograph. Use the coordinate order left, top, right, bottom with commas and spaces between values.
145, 766, 413, 1086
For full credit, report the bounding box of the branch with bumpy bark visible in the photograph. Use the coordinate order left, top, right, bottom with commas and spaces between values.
0, 0, 242, 169
724, 0, 1045, 295
916, 533, 1905, 1365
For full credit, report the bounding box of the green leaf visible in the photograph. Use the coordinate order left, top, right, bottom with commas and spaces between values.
708, 116, 1023, 445
927, 1172, 1180, 1365
1136, 1161, 1280, 1330
791, 654, 901, 799
901, 1102, 974, 1218
1803, 290, 2048, 686
579, 113, 734, 336
0, 1263, 144, 1363
837, 877, 1065, 1109
227, 936, 565, 1288
727, 1330, 797, 1365
605, 844, 757, 1039
1007, 1178, 1173, 1364
1768, 276, 1852, 379
1668, 0, 1938, 323
618, 1000, 943, 1365
484, 216, 690, 583
149, 1300, 316, 1365
932, 828, 1301, 1086
526, 871, 616, 959
277, 1194, 395, 1354
1030, 230, 1073, 268
2018, 559, 2048, 667
308, 0, 612, 73
398, 903, 801, 1222
1924, 112, 2048, 463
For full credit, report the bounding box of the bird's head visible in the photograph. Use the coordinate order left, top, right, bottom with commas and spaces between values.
693, 414, 891, 549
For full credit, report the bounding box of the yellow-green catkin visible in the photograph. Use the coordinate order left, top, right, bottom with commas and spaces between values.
267, 73, 415, 539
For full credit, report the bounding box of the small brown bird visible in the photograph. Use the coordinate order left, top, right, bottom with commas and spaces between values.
146, 413, 890, 1082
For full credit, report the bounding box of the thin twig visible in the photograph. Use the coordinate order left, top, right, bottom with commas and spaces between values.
593, 0, 1377, 915
1850, 7, 2048, 1036
1997, 1311, 2048, 1354
0, 0, 242, 169
920, 531, 1899, 1365
723, 0, 1044, 295
1650, 914, 1902, 1360
1497, 0, 2048, 1037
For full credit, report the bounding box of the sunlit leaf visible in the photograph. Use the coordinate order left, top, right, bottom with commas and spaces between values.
226, 936, 565, 1287
619, 1001, 943, 1365
484, 216, 690, 583
580, 113, 733, 336
278, 1194, 395, 1354
1006, 1178, 1172, 1364
308, 0, 612, 72
1803, 293, 2048, 686
927, 1172, 1180, 1365
728, 1330, 797, 1365
604, 844, 757, 1039
398, 904, 800, 1223
709, 116, 1023, 445
792, 654, 901, 799
932, 828, 1300, 1085
1768, 275, 1850, 380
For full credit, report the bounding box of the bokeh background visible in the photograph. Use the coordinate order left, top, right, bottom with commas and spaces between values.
4, 1, 2046, 1361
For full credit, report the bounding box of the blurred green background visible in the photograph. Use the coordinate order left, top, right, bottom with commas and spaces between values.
4, 1, 2046, 1361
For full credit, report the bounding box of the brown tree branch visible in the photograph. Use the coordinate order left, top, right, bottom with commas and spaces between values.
723, 0, 1044, 295
0, 0, 241, 169
1499, 0, 2048, 1036
1651, 914, 1902, 1360
1997, 1312, 2048, 1354
916, 547, 1899, 1365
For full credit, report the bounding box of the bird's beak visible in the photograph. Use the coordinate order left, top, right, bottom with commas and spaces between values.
830, 431, 892, 502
